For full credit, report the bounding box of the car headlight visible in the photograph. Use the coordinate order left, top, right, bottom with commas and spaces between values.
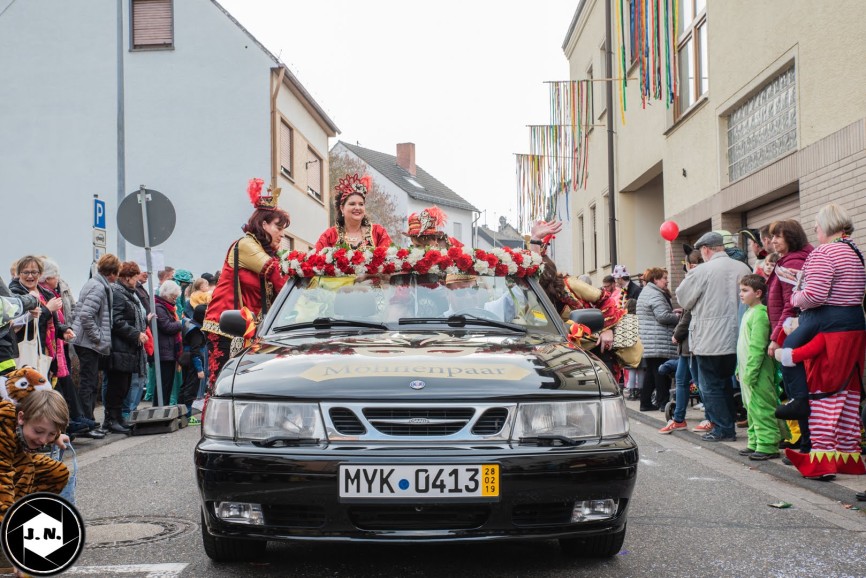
600, 397, 630, 439
234, 401, 325, 442
203, 398, 234, 439
511, 401, 599, 443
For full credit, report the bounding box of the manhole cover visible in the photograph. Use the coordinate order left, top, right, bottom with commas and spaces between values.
86, 516, 195, 548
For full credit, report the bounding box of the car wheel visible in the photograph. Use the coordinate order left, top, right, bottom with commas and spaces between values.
559, 524, 626, 558
200, 511, 267, 562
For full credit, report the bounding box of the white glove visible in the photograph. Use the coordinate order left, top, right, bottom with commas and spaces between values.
774, 347, 794, 367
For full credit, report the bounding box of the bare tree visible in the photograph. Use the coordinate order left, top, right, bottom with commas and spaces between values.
328, 151, 404, 242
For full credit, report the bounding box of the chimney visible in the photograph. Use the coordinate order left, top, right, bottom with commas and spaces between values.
396, 143, 416, 176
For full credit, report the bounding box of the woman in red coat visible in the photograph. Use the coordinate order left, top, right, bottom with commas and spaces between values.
316, 174, 391, 250
203, 179, 290, 387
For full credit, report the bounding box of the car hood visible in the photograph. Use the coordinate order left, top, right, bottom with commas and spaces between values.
221, 332, 604, 400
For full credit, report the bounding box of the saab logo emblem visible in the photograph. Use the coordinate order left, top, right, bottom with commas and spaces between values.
409, 380, 426, 390
1, 492, 85, 576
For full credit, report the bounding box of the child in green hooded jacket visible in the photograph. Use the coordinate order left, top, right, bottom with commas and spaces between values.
736, 274, 782, 459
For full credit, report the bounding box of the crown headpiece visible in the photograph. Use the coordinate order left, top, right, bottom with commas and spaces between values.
335, 173, 372, 205
247, 178, 282, 210
405, 206, 447, 237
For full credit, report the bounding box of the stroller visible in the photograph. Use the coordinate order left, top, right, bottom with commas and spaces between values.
658, 358, 701, 421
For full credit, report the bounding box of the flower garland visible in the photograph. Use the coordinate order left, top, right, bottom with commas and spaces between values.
281, 246, 544, 279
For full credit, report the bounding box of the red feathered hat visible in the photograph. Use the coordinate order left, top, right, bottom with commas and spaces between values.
247, 178, 282, 210
405, 206, 448, 238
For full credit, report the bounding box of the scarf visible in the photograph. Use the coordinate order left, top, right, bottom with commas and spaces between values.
38, 284, 69, 379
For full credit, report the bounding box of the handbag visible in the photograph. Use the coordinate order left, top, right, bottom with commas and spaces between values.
15, 320, 53, 375
615, 339, 644, 369
612, 313, 640, 349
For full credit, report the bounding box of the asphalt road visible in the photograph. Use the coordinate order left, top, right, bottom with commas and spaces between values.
61, 416, 866, 578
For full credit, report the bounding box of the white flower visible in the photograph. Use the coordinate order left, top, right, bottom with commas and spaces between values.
474, 261, 490, 275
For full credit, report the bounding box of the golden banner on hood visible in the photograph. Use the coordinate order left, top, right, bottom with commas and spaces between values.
300, 361, 532, 382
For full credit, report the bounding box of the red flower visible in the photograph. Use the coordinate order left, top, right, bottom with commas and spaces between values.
396, 248, 409, 259
323, 264, 336, 276
485, 255, 498, 268
383, 262, 396, 274
401, 261, 412, 272
351, 251, 366, 265
495, 264, 509, 276
456, 254, 473, 270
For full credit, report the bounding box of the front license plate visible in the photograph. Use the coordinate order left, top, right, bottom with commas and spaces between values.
339, 464, 499, 500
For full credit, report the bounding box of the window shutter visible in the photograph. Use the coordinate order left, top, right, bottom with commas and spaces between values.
133, 0, 173, 48
279, 122, 292, 177
307, 149, 321, 198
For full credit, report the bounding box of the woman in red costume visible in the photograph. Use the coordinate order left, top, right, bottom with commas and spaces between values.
775, 203, 866, 480
316, 173, 391, 250
203, 179, 290, 387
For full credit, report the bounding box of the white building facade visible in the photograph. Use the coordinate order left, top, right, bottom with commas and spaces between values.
0, 0, 336, 292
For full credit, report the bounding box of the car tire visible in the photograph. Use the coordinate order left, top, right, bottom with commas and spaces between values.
200, 511, 267, 562
559, 524, 626, 558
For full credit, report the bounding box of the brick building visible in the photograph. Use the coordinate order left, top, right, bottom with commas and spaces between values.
556, 0, 866, 292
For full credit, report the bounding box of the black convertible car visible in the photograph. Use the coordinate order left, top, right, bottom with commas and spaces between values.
195, 271, 637, 561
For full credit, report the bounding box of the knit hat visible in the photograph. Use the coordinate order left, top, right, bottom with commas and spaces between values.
173, 269, 193, 284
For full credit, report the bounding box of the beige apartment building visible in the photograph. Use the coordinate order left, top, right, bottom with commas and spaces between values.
558, 0, 866, 288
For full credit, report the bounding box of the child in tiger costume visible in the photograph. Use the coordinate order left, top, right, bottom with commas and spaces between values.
0, 368, 71, 575
0, 367, 70, 511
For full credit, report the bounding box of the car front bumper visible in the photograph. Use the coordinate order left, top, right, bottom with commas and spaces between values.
195, 437, 638, 543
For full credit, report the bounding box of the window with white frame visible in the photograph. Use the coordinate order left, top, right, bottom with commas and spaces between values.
131, 0, 173, 50
453, 222, 462, 242
676, 0, 707, 118
727, 66, 797, 182
306, 147, 322, 201
279, 120, 293, 179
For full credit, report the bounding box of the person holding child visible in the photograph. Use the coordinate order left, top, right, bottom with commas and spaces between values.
735, 274, 782, 460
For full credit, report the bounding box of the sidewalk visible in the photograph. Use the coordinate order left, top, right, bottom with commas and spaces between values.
69, 400, 198, 455
624, 391, 866, 505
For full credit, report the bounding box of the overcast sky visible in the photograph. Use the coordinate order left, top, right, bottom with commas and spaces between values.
217, 0, 576, 231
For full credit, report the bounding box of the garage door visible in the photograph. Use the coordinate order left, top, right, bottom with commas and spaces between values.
745, 192, 800, 229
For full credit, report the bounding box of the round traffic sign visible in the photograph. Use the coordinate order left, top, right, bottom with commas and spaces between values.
117, 189, 176, 247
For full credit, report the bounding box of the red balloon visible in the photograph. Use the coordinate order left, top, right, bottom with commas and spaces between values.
660, 220, 679, 241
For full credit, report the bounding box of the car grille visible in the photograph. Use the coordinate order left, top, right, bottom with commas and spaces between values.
362, 407, 475, 436
329, 407, 366, 435
349, 504, 490, 530
263, 504, 327, 528
321, 403, 516, 442
511, 502, 574, 526
471, 408, 509, 435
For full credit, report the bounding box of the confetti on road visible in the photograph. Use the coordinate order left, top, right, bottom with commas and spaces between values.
769, 501, 793, 509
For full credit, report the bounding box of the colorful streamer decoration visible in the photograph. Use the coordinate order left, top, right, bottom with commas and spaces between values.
516, 80, 592, 231
618, 0, 678, 110
516, 0, 679, 231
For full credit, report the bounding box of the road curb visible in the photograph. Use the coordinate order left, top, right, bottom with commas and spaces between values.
627, 407, 864, 506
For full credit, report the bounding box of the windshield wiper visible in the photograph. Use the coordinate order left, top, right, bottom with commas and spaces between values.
251, 436, 320, 447
272, 317, 388, 333
519, 435, 584, 447
399, 315, 527, 333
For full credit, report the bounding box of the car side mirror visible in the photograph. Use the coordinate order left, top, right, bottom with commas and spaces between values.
220, 310, 252, 337
569, 309, 604, 334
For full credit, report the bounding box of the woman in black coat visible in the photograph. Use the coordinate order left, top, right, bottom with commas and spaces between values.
107, 262, 151, 433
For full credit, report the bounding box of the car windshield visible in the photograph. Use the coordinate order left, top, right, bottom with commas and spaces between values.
269, 274, 558, 334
